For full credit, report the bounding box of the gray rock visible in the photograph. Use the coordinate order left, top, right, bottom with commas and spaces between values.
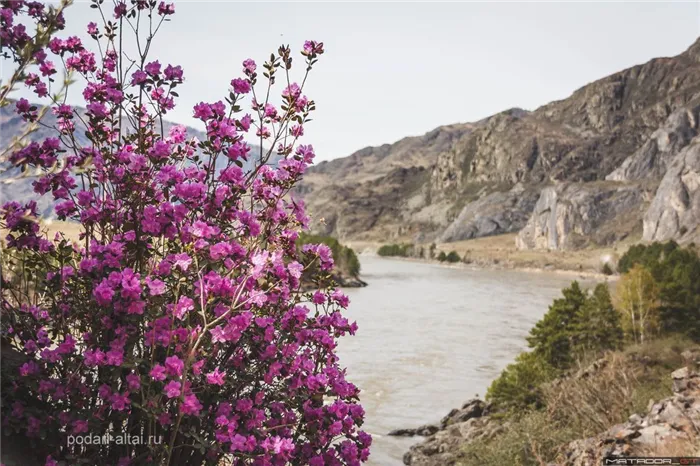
516, 182, 648, 250
438, 185, 540, 242
440, 399, 486, 429
607, 103, 700, 181
388, 425, 439, 437
643, 140, 700, 243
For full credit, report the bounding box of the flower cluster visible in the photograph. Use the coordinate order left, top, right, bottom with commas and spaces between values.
0, 1, 369, 465
0, 1, 68, 102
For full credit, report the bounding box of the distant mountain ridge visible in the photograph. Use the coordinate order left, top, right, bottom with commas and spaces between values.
296, 37, 700, 249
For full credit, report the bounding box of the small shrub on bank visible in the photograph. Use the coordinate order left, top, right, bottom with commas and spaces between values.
446, 251, 461, 263
377, 243, 413, 257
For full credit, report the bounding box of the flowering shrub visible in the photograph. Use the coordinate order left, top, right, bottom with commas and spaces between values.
0, 0, 72, 172
0, 1, 370, 465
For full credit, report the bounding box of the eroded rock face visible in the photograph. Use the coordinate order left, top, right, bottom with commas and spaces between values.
296, 38, 700, 244
516, 182, 649, 251
643, 140, 700, 243
607, 102, 700, 181
438, 185, 540, 243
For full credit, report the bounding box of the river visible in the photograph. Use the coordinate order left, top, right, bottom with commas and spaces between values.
336, 256, 599, 465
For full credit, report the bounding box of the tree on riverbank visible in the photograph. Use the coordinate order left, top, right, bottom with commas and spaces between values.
487, 282, 623, 412
615, 265, 660, 344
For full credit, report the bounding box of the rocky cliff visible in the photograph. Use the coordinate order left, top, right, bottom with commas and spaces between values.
298, 37, 700, 250
643, 140, 700, 244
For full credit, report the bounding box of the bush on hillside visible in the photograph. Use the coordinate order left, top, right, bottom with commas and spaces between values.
446, 251, 461, 263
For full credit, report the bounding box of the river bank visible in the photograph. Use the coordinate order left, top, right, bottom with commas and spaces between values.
347, 232, 637, 280
336, 257, 602, 465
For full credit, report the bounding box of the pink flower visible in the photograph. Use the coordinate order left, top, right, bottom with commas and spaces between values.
126, 373, 140, 391
145, 60, 161, 77
312, 291, 326, 305
231, 78, 251, 94
87, 22, 98, 35
157, 2, 175, 15
150, 364, 167, 381
93, 281, 114, 305
163, 380, 181, 398
111, 392, 131, 411
242, 58, 256, 75
282, 83, 301, 99
172, 253, 192, 271
180, 393, 202, 416
164, 64, 183, 81
173, 296, 194, 320
206, 367, 225, 385
131, 70, 148, 86
145, 277, 166, 296
164, 355, 184, 377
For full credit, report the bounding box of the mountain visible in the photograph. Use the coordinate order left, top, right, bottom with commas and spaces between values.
297, 38, 700, 249
0, 104, 277, 218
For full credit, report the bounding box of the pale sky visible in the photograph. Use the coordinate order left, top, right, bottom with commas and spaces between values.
6, 1, 700, 161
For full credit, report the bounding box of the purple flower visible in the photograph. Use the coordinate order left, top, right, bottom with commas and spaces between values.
242, 58, 256, 75
150, 364, 167, 381
145, 60, 161, 77
163, 380, 181, 398
206, 368, 225, 385
157, 2, 175, 15
180, 393, 202, 416
164, 64, 183, 81
126, 373, 140, 391
173, 296, 194, 320
231, 78, 250, 94
93, 281, 115, 305
145, 277, 166, 296
111, 392, 130, 411
131, 70, 148, 86
164, 355, 184, 377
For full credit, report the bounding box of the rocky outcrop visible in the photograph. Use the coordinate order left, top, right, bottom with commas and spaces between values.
297, 38, 700, 246
438, 184, 540, 243
400, 399, 498, 466
643, 140, 700, 243
558, 365, 700, 465
607, 102, 700, 181
516, 182, 649, 250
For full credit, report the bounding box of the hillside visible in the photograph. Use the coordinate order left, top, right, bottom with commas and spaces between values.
296, 38, 700, 250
